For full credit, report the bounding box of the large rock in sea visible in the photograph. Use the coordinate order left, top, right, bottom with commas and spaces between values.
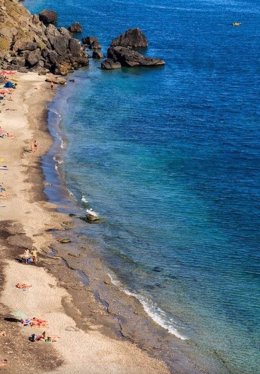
68, 22, 82, 33
106, 46, 165, 68
39, 10, 57, 25
111, 28, 148, 49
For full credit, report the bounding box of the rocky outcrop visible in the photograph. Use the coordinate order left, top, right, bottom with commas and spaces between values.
45, 74, 66, 85
92, 50, 103, 59
39, 9, 57, 25
101, 59, 121, 70
68, 22, 82, 33
111, 28, 148, 49
82, 36, 101, 50
101, 29, 164, 70
101, 46, 165, 69
82, 35, 103, 59
0, 0, 88, 75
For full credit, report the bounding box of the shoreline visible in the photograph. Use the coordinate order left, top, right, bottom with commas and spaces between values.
0, 72, 171, 374
33, 72, 230, 374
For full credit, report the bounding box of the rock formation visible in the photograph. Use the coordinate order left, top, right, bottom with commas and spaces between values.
82, 36, 101, 50
68, 22, 82, 34
101, 29, 165, 70
111, 28, 148, 49
0, 0, 88, 75
101, 59, 121, 70
82, 36, 103, 59
92, 50, 103, 59
107, 46, 165, 68
39, 9, 57, 25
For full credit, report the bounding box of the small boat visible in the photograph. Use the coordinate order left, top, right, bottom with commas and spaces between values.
86, 208, 100, 222
232, 22, 241, 27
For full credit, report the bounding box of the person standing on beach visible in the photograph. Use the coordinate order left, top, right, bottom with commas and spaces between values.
31, 140, 38, 153
31, 248, 38, 263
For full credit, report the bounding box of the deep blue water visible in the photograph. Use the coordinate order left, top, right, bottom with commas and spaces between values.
25, 0, 260, 373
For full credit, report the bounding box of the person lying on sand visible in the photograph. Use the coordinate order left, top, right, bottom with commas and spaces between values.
29, 331, 59, 342
16, 283, 32, 289
0, 359, 7, 367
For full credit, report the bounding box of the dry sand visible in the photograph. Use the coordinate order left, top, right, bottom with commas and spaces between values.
0, 72, 170, 374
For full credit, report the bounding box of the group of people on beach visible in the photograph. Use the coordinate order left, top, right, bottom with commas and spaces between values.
0, 70, 40, 203
19, 248, 38, 264
0, 70, 59, 371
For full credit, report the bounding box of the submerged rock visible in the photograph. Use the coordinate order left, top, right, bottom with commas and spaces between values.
111, 28, 148, 49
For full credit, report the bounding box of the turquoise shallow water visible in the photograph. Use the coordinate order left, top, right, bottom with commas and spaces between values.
25, 0, 260, 373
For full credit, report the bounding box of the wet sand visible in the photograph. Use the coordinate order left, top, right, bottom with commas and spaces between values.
0, 72, 171, 374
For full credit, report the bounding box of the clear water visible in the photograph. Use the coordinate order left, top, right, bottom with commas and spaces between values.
25, 0, 260, 373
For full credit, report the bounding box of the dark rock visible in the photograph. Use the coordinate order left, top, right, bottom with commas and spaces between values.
82, 36, 101, 50
41, 48, 49, 58
101, 59, 121, 70
92, 50, 103, 59
51, 35, 69, 56
10, 56, 25, 67
82, 36, 98, 46
26, 48, 41, 67
69, 38, 81, 57
91, 41, 101, 50
152, 266, 162, 272
74, 55, 89, 66
39, 10, 57, 26
48, 50, 59, 65
68, 22, 82, 34
111, 28, 148, 49
107, 46, 165, 68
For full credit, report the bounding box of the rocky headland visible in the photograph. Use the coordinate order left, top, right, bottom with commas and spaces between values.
0, 0, 88, 75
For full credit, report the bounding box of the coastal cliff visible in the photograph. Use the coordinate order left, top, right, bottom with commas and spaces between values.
0, 0, 88, 74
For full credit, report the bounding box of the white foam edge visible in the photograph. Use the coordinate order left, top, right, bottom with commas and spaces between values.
81, 195, 88, 204
107, 272, 188, 340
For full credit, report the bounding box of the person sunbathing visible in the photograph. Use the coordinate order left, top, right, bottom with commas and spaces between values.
16, 283, 32, 289
30, 317, 48, 327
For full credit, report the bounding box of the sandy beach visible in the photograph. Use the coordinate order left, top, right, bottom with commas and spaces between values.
0, 72, 170, 374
